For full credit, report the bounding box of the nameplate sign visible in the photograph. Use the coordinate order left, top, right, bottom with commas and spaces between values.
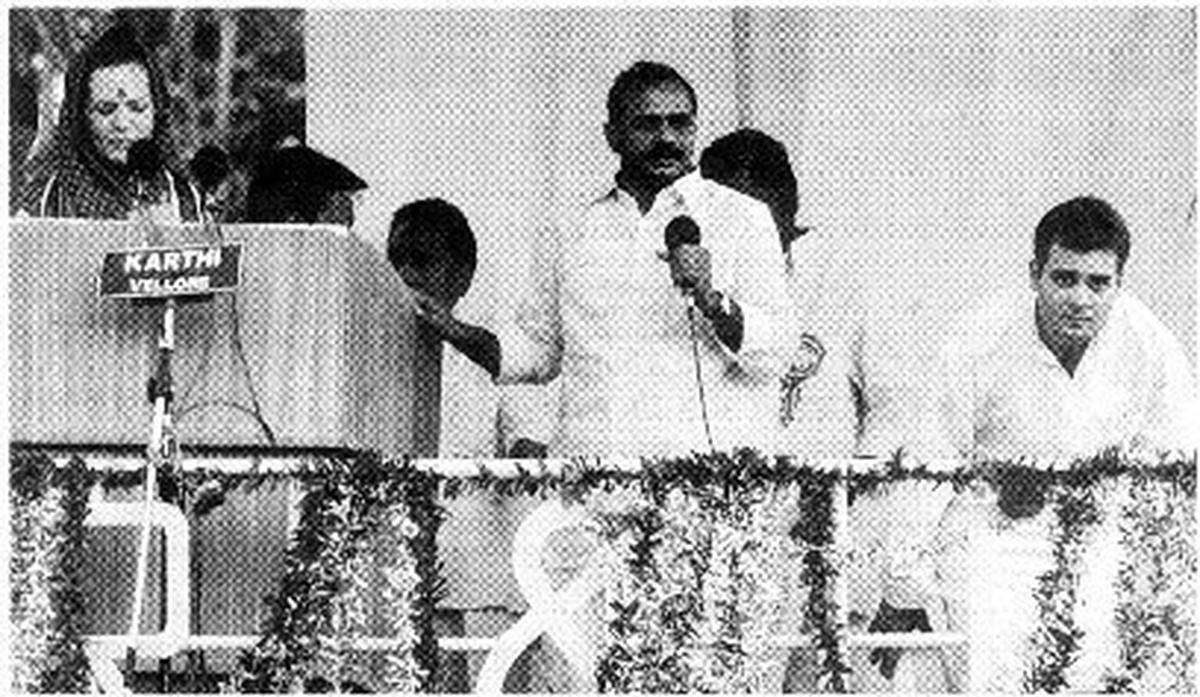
98, 244, 242, 298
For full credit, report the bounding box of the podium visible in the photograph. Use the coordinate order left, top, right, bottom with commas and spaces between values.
8, 218, 440, 456
8, 218, 443, 664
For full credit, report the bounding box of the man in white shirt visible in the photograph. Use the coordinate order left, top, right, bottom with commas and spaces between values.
701, 128, 944, 691
414, 62, 791, 458
700, 127, 864, 459
907, 196, 1198, 692
934, 195, 1196, 461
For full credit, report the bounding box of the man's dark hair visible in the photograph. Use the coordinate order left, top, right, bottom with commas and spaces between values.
387, 197, 477, 278
606, 61, 697, 124
1033, 196, 1131, 275
700, 128, 802, 247
244, 146, 366, 225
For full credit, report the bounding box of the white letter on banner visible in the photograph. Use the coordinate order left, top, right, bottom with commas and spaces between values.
124, 253, 143, 274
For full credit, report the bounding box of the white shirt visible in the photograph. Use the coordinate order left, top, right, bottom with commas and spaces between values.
932, 289, 1198, 462
440, 303, 556, 458
497, 171, 792, 457
897, 290, 1198, 692
779, 230, 865, 458
437, 303, 555, 613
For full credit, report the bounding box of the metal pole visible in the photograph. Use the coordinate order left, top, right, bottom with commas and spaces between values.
126, 298, 177, 679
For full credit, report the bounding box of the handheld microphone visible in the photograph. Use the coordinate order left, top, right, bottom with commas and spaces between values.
664, 215, 701, 251
664, 215, 702, 293
127, 139, 161, 206
663, 214, 716, 452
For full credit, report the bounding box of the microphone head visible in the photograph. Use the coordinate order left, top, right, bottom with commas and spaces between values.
664, 215, 701, 251
190, 145, 230, 192
127, 139, 161, 181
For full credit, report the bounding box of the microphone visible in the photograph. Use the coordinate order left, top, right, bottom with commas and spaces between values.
190, 145, 230, 231
190, 144, 229, 196
127, 139, 161, 206
664, 215, 702, 294
664, 214, 717, 452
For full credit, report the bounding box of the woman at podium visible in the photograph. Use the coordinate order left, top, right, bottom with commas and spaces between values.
20, 22, 202, 222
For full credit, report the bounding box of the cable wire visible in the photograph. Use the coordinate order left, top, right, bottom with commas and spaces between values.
687, 305, 717, 454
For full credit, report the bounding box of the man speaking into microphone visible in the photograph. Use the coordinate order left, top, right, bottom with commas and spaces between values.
413, 61, 791, 457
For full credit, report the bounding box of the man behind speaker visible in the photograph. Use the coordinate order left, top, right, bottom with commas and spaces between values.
411, 61, 791, 457
701, 128, 952, 692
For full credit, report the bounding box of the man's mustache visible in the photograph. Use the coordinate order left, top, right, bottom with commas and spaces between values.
645, 144, 685, 161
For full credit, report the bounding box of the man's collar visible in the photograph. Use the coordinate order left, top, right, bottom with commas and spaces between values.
609, 168, 699, 210
1026, 293, 1066, 368
1027, 291, 1123, 374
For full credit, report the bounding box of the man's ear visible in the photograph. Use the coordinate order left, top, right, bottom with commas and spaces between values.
1028, 259, 1040, 292
604, 121, 618, 154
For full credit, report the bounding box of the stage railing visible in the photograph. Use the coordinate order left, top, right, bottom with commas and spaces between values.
66, 455, 971, 693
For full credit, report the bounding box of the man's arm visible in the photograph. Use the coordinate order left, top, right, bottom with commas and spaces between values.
414, 224, 565, 387
1136, 299, 1200, 453
714, 201, 792, 372
413, 292, 500, 378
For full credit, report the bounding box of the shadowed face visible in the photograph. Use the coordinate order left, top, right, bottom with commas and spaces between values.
606, 81, 696, 189
391, 221, 473, 307
88, 62, 154, 164
1031, 242, 1120, 359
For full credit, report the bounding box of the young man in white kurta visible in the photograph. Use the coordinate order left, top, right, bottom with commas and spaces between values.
909, 196, 1197, 692
936, 290, 1196, 461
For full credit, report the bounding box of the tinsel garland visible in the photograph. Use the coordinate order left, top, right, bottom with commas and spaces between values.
235, 452, 441, 693
597, 502, 695, 692
596, 452, 805, 693
795, 468, 850, 693
9, 447, 1195, 694
1024, 480, 1100, 692
1107, 469, 1197, 693
9, 451, 92, 693
692, 478, 790, 692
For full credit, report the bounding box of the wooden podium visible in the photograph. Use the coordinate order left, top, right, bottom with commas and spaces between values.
8, 218, 440, 457
9, 218, 443, 658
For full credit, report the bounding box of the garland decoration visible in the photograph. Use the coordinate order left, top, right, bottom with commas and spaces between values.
1024, 477, 1100, 692
9, 451, 93, 693
597, 501, 693, 693
596, 451, 798, 693
795, 467, 850, 692
1107, 465, 1196, 692
236, 452, 439, 693
8, 447, 1195, 693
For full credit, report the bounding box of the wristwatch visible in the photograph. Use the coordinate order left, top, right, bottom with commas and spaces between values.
701, 289, 733, 319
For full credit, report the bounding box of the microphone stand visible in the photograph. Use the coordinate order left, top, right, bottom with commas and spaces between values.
125, 289, 180, 683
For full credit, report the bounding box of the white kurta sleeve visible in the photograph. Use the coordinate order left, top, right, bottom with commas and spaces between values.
497, 223, 564, 385
719, 201, 792, 375
1142, 310, 1199, 453
930, 338, 977, 462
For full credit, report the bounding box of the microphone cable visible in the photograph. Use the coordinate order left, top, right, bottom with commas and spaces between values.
172, 188, 278, 447
686, 304, 717, 454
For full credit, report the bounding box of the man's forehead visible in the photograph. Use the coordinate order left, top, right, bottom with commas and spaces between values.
623, 82, 694, 115
1044, 243, 1119, 275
